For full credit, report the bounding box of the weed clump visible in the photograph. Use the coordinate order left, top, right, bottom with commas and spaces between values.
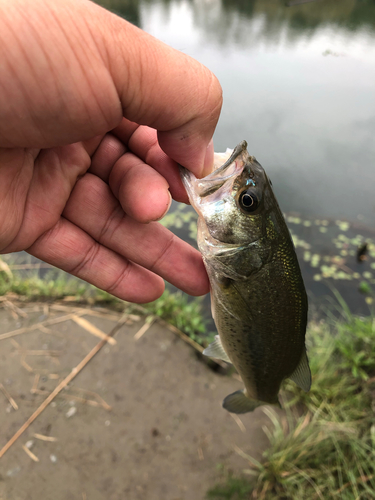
208, 314, 375, 499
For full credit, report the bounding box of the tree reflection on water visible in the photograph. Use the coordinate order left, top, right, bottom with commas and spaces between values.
97, 0, 375, 43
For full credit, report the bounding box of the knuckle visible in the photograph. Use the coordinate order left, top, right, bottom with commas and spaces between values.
149, 232, 176, 274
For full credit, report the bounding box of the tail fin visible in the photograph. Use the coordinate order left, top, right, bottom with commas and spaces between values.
223, 389, 280, 414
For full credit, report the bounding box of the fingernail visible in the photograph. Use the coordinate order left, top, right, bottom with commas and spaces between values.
155, 190, 172, 222
202, 139, 214, 178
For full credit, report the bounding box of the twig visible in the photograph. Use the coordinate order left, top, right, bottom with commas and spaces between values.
33, 433, 57, 442
33, 389, 111, 410
71, 315, 117, 345
0, 316, 127, 459
159, 319, 204, 353
3, 300, 28, 318
38, 325, 54, 335
69, 387, 112, 411
230, 413, 246, 433
22, 445, 39, 462
62, 394, 108, 409
0, 383, 18, 410
0, 310, 88, 342
50, 304, 131, 322
20, 350, 63, 357
30, 374, 40, 394
20, 355, 34, 373
134, 318, 155, 340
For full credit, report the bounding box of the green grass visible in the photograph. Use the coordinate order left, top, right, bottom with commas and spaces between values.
207, 475, 253, 500
236, 406, 375, 500
135, 290, 212, 345
207, 311, 375, 500
0, 267, 89, 300
0, 258, 211, 345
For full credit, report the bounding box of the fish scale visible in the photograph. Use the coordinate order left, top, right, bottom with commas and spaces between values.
180, 141, 311, 414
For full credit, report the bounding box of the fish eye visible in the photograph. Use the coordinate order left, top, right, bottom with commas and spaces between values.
239, 189, 259, 213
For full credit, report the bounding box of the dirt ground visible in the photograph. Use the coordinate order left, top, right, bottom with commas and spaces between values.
0, 301, 270, 500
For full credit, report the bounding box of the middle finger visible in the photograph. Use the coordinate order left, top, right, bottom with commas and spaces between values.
63, 173, 209, 296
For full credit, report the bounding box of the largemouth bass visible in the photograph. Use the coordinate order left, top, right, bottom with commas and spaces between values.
180, 141, 311, 414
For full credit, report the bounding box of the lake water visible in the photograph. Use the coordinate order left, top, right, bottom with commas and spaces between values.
99, 0, 375, 227
94, 0, 375, 316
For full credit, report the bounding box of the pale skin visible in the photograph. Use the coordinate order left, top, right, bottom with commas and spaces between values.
0, 0, 222, 303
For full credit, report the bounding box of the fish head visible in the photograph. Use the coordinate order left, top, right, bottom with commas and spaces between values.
180, 141, 279, 253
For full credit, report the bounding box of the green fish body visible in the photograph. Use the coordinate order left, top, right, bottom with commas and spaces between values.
180, 141, 311, 414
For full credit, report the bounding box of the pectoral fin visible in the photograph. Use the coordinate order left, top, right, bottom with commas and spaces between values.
203, 335, 231, 364
288, 350, 311, 392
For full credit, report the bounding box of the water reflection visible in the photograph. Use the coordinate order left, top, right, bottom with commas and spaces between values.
99, 0, 375, 44
187, 0, 375, 49
221, 0, 375, 32
98, 0, 141, 26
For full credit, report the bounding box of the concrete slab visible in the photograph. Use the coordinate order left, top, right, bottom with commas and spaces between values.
0, 301, 269, 500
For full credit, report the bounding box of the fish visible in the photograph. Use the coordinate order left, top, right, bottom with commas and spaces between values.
180, 141, 311, 414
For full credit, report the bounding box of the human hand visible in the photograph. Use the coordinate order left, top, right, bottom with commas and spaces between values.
0, 0, 222, 302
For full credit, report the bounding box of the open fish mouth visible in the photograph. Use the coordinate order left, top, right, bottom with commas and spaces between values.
180, 140, 253, 209
195, 140, 249, 198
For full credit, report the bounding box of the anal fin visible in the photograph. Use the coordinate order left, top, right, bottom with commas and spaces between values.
203, 335, 231, 364
288, 349, 311, 392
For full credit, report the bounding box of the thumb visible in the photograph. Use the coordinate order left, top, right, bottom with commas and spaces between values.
104, 10, 222, 177
0, 0, 222, 176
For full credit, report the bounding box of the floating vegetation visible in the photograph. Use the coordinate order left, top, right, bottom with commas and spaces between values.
335, 220, 350, 232
310, 254, 320, 268
160, 203, 198, 240
303, 250, 311, 262
160, 205, 375, 316
285, 215, 375, 315
358, 282, 374, 306
289, 231, 311, 250
285, 215, 302, 225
